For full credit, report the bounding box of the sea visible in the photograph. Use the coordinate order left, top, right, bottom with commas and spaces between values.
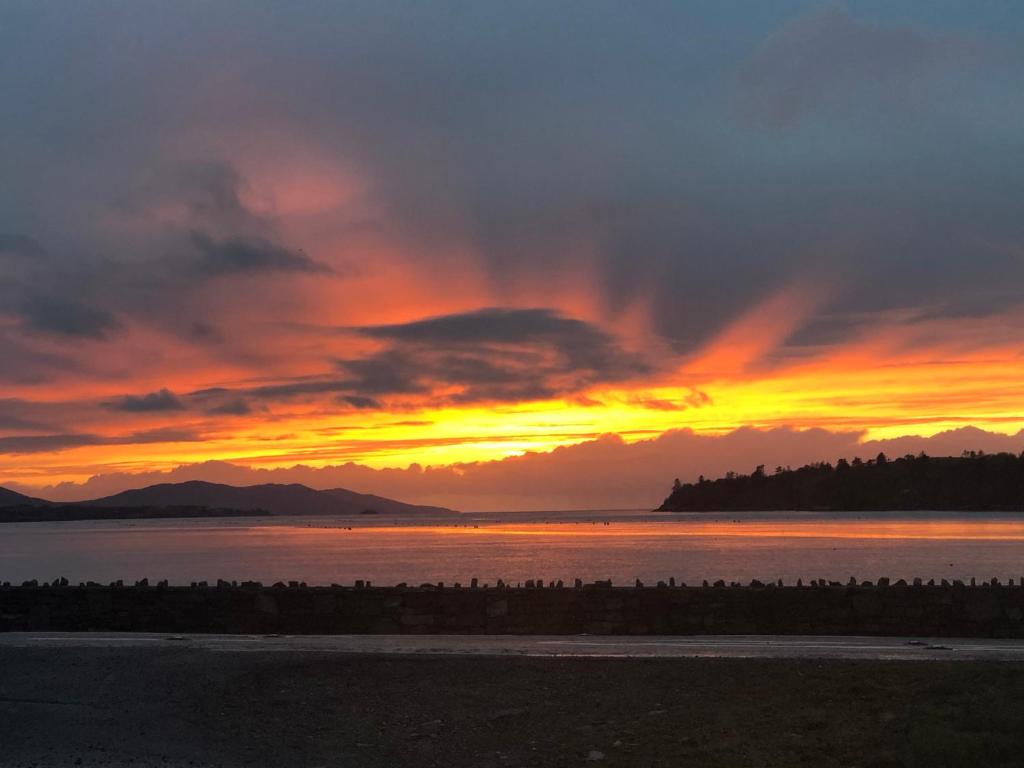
3, 509, 1024, 586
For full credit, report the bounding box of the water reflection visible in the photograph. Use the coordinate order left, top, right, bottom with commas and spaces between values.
2, 511, 1023, 585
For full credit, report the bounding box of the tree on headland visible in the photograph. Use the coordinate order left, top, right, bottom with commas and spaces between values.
658, 451, 1024, 512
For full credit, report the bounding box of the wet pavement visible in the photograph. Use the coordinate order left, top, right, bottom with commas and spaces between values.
3, 632, 1024, 660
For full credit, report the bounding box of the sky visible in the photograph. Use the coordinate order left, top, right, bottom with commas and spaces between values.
2, 2, 1024, 509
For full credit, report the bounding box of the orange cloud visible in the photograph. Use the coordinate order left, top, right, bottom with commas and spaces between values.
684, 279, 833, 378
7, 286, 1024, 493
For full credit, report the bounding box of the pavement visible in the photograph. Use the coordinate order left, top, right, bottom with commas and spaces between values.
3, 631, 1024, 660
3, 635, 1024, 766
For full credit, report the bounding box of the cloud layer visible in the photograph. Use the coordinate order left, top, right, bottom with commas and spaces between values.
2, 3, 1024, 489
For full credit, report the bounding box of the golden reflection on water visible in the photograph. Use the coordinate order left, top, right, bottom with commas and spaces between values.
8, 514, 1024, 584
253, 519, 1024, 542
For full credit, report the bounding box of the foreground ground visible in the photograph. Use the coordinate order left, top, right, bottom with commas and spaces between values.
2, 643, 1023, 767
5, 632, 1024, 660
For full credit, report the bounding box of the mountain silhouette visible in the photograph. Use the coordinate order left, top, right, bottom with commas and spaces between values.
0, 487, 49, 507
85, 481, 456, 516
0, 480, 456, 521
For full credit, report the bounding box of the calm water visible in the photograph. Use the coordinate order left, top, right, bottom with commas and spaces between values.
2, 510, 1024, 585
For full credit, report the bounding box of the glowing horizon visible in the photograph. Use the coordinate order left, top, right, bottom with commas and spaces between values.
3, 3, 1024, 504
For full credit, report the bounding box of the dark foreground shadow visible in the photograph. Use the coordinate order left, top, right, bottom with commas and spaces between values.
1, 647, 1022, 767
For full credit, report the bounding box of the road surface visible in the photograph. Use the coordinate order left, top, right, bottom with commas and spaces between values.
3, 634, 1024, 767
3, 631, 1024, 659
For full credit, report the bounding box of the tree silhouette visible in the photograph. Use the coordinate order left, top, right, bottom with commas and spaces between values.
658, 451, 1024, 511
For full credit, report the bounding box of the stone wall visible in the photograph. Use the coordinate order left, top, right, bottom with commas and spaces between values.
2, 579, 1023, 637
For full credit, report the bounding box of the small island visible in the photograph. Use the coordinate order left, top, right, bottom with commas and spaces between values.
659, 451, 1024, 512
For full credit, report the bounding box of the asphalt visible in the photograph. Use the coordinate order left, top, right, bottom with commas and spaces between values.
3, 637, 1024, 767
3, 631, 1024, 660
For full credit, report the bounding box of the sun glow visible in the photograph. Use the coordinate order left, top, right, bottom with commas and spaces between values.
6, 147, 1024, 492
7, 326, 1024, 490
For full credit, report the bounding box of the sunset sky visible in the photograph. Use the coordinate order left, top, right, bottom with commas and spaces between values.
3, 2, 1024, 508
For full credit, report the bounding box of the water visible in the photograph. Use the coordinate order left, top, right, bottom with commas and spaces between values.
2, 510, 1024, 586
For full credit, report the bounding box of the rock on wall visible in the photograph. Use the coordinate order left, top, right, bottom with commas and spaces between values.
2, 579, 1024, 637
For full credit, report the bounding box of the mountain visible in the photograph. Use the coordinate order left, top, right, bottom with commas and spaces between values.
0, 487, 49, 507
659, 451, 1024, 512
0, 505, 261, 524
84, 481, 457, 516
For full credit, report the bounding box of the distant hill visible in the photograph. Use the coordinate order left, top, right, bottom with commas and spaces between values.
0, 505, 262, 524
659, 451, 1024, 512
81, 481, 456, 517
0, 487, 49, 507
0, 480, 457, 522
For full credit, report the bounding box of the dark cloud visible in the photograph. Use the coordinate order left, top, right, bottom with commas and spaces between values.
205, 397, 252, 416
339, 352, 430, 397
196, 308, 655, 409
248, 379, 353, 399
0, 415, 47, 430
219, 368, 416, 405
0, 156, 327, 370
104, 160, 259, 235
0, 234, 45, 259
0, 427, 200, 455
343, 308, 654, 404
188, 231, 328, 277
126, 427, 202, 444
176, 162, 253, 227
0, 400, 55, 431
736, 5, 985, 127
340, 395, 382, 410
106, 388, 185, 413
0, 333, 85, 384
361, 308, 610, 347
0, 434, 104, 454
188, 322, 220, 341
19, 294, 120, 340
